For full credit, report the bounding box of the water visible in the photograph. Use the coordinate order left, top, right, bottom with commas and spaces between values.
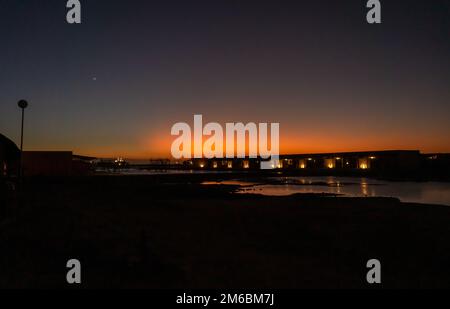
101, 168, 450, 206
96, 168, 236, 175
230, 176, 450, 206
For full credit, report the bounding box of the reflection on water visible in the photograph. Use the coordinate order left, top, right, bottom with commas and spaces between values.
231, 176, 450, 206
105, 169, 450, 206
202, 180, 258, 186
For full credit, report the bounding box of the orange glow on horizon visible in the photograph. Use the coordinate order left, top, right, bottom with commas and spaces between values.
23, 129, 450, 160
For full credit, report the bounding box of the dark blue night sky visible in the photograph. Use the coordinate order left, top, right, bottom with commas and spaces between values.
0, 0, 449, 158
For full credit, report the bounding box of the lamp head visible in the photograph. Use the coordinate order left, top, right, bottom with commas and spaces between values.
18, 100, 28, 109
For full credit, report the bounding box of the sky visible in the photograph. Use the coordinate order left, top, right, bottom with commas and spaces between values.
0, 0, 449, 159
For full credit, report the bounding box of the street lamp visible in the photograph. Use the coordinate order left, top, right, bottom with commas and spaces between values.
18, 99, 28, 180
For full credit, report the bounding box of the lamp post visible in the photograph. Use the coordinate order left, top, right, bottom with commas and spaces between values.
18, 100, 28, 180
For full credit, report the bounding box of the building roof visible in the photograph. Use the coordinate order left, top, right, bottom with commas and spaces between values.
0, 133, 20, 161
281, 150, 421, 159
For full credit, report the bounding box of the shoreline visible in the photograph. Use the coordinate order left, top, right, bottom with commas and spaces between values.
95, 168, 450, 183
40, 173, 450, 206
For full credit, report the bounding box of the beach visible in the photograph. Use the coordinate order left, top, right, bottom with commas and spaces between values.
1, 174, 450, 288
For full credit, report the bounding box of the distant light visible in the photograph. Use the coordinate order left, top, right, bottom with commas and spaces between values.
369, 156, 376, 160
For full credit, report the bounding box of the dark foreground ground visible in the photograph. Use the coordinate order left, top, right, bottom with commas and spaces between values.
1, 174, 450, 288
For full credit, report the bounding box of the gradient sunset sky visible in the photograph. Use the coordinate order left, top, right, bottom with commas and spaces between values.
0, 0, 449, 158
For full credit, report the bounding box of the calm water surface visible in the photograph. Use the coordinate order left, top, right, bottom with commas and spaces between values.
233, 177, 450, 206
107, 169, 450, 206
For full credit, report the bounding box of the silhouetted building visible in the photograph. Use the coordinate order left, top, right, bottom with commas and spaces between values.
186, 150, 423, 172
281, 150, 422, 172
22, 151, 95, 176
0, 134, 20, 177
